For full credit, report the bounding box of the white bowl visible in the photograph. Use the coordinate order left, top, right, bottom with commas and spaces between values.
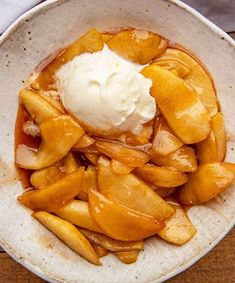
0, 0, 234, 282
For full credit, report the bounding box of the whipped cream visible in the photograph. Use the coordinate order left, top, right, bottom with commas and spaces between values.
56, 45, 156, 134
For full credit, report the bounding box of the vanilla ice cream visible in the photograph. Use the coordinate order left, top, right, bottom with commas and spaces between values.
56, 45, 156, 134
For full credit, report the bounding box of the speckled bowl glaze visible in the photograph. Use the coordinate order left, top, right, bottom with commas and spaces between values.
0, 0, 234, 282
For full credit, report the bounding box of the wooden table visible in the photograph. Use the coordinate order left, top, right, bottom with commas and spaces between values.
0, 32, 234, 283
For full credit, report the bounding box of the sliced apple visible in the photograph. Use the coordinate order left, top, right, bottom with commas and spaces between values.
152, 116, 184, 156
151, 146, 197, 173
20, 89, 61, 125
158, 204, 197, 245
158, 48, 218, 116
38, 91, 65, 113
64, 152, 79, 174
84, 152, 99, 165
33, 211, 101, 265
73, 134, 95, 150
134, 164, 188, 187
115, 250, 139, 264
33, 29, 104, 90
107, 29, 167, 64
211, 112, 226, 161
179, 163, 234, 205
80, 229, 143, 252
223, 162, 235, 174
111, 159, 134, 175
16, 115, 84, 170
88, 189, 165, 241
101, 33, 113, 43
152, 186, 176, 199
98, 157, 174, 220
93, 245, 108, 258
55, 200, 102, 233
95, 140, 150, 167
141, 65, 211, 144
78, 166, 97, 201
30, 165, 65, 189
18, 167, 84, 211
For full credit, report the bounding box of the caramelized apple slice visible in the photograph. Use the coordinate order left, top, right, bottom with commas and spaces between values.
18, 167, 84, 211
16, 115, 84, 170
95, 140, 150, 167
84, 152, 99, 165
98, 157, 174, 220
89, 189, 165, 241
179, 163, 234, 205
141, 65, 211, 144
196, 131, 218, 163
80, 229, 143, 252
111, 159, 134, 175
33, 211, 101, 265
20, 89, 61, 125
30, 165, 65, 189
93, 245, 108, 258
64, 152, 79, 174
158, 204, 197, 245
152, 116, 184, 156
38, 91, 65, 113
151, 146, 197, 173
115, 250, 139, 264
211, 112, 226, 161
73, 134, 95, 150
78, 166, 97, 201
33, 29, 104, 90
223, 162, 235, 174
107, 29, 167, 64
153, 187, 176, 199
158, 48, 218, 116
134, 164, 188, 187
55, 200, 102, 233
101, 33, 113, 43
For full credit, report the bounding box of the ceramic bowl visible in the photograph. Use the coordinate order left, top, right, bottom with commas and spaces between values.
0, 0, 234, 282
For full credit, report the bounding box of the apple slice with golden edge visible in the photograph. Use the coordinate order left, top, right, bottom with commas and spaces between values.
93, 245, 108, 258
33, 211, 101, 265
64, 152, 79, 174
211, 112, 226, 161
134, 164, 188, 188
158, 48, 218, 116
16, 115, 84, 170
55, 200, 102, 233
98, 157, 174, 220
179, 163, 235, 205
101, 33, 113, 43
18, 167, 84, 211
141, 65, 211, 144
80, 229, 143, 252
151, 186, 176, 199
152, 116, 184, 156
78, 166, 97, 201
158, 204, 197, 245
30, 165, 65, 189
32, 29, 104, 90
115, 250, 140, 264
95, 140, 150, 167
73, 134, 95, 150
20, 89, 62, 125
111, 159, 134, 175
107, 29, 167, 64
151, 146, 197, 173
89, 189, 165, 241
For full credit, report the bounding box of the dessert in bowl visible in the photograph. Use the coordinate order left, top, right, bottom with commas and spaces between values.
0, 0, 234, 282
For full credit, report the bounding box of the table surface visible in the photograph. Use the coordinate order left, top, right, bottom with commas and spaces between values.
0, 32, 234, 283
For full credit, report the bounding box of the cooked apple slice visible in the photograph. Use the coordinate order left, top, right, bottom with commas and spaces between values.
151, 146, 197, 173
152, 116, 184, 156
64, 152, 79, 174
73, 134, 95, 150
101, 33, 113, 43
134, 164, 188, 187
30, 165, 65, 189
20, 89, 62, 125
115, 250, 139, 264
211, 112, 226, 161
84, 152, 99, 165
107, 29, 167, 64
153, 187, 176, 199
33, 29, 104, 90
111, 159, 134, 175
38, 91, 65, 113
223, 162, 235, 174
98, 157, 174, 220
141, 65, 211, 144
158, 204, 197, 245
179, 163, 235, 205
95, 140, 150, 167
78, 166, 97, 201
16, 115, 84, 170
55, 200, 102, 233
93, 245, 108, 258
88, 189, 165, 241
33, 211, 101, 265
18, 167, 84, 211
158, 48, 218, 116
80, 229, 143, 252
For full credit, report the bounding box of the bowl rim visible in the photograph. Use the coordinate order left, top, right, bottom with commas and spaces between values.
0, 0, 234, 282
